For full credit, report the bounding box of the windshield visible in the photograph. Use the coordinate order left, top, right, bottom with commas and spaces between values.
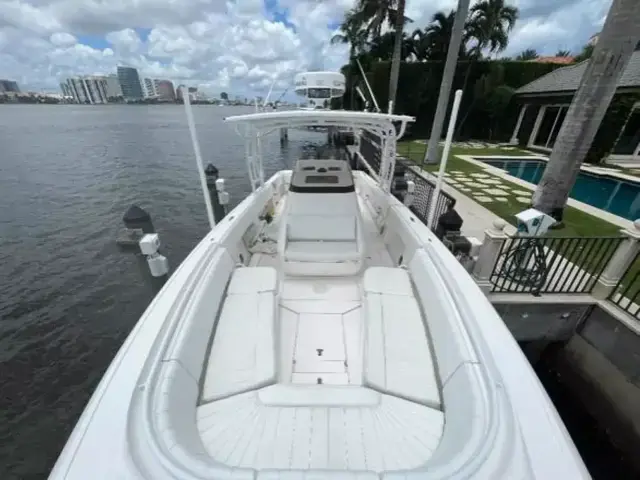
307, 88, 331, 99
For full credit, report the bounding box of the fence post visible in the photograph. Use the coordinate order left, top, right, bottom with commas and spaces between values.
592, 219, 640, 300
472, 219, 508, 294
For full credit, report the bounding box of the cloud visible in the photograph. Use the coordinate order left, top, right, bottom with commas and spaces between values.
106, 28, 142, 54
49, 31, 77, 47
0, 0, 613, 96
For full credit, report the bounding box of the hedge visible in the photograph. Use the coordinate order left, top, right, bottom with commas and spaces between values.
346, 60, 564, 140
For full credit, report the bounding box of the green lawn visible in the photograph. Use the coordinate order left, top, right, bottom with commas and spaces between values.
396, 141, 640, 301
397, 140, 621, 237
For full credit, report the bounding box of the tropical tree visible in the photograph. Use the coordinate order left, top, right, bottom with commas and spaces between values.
516, 48, 539, 60
465, 0, 518, 57
355, 0, 409, 111
574, 43, 595, 62
532, 0, 640, 222
556, 49, 571, 57
331, 9, 368, 62
368, 31, 415, 61
414, 10, 465, 62
331, 9, 368, 109
453, 0, 518, 139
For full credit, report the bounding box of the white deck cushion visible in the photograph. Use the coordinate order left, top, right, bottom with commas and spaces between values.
363, 266, 413, 295
287, 215, 356, 242
202, 267, 278, 402
363, 267, 441, 409
409, 249, 478, 385
227, 266, 277, 294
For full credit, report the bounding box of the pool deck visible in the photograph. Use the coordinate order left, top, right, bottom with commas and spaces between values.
457, 155, 634, 230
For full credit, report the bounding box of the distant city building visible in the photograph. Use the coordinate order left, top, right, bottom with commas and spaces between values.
62, 76, 109, 104
182, 86, 196, 102
0, 79, 20, 93
105, 74, 122, 100
176, 86, 197, 102
117, 66, 144, 101
154, 80, 176, 102
142, 77, 157, 98
59, 82, 73, 98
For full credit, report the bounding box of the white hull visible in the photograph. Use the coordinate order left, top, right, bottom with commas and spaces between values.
50, 168, 589, 479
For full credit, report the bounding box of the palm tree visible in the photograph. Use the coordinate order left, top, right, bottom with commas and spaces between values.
516, 48, 539, 60
453, 0, 518, 139
556, 49, 571, 57
532, 0, 640, 222
355, 0, 409, 111
331, 9, 368, 62
423, 11, 457, 61
331, 10, 368, 110
368, 31, 415, 61
574, 43, 595, 63
413, 11, 469, 62
466, 0, 518, 53
423, 1, 471, 164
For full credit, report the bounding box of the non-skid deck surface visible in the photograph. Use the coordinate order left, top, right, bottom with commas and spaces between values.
279, 277, 363, 386
196, 187, 444, 473
196, 387, 444, 472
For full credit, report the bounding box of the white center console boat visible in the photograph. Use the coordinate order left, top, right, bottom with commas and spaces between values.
49, 108, 589, 480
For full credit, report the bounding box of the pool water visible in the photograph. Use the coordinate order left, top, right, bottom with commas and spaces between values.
477, 157, 640, 221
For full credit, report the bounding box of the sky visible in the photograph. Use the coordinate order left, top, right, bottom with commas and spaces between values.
0, 0, 612, 97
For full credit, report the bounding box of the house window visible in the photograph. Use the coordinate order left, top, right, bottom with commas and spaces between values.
531, 105, 569, 149
612, 107, 640, 156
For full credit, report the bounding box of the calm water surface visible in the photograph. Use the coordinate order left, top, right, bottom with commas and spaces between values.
0, 105, 635, 479
0, 104, 323, 478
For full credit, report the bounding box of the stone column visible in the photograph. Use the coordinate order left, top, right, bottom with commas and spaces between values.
510, 104, 528, 145
472, 219, 508, 295
592, 220, 640, 300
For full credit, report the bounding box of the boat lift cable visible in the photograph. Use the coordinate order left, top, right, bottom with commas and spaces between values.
263, 78, 277, 107
356, 58, 380, 113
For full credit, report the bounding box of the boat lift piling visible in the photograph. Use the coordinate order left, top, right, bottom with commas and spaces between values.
116, 205, 169, 279
205, 164, 229, 223
279, 128, 288, 145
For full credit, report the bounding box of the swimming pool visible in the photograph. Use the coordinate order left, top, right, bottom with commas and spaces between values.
475, 157, 640, 221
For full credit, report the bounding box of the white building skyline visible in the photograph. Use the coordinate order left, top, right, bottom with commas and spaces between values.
62, 76, 109, 104
60, 68, 184, 104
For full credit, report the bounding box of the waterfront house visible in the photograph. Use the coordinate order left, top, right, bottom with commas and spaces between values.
509, 49, 640, 165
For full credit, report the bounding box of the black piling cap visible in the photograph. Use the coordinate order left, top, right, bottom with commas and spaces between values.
123, 205, 151, 224
123, 205, 155, 233
205, 164, 219, 178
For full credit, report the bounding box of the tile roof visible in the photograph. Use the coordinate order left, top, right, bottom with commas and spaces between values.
527, 56, 575, 65
516, 50, 640, 95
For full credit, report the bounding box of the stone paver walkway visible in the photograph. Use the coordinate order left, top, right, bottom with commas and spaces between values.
443, 170, 532, 212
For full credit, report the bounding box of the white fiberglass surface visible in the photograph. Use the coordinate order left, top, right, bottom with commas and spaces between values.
194, 184, 445, 472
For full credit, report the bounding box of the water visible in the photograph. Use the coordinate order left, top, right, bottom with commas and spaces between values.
0, 105, 327, 479
477, 157, 640, 221
0, 106, 634, 479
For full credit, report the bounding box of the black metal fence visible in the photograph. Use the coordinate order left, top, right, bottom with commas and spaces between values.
359, 130, 382, 173
358, 131, 456, 227
608, 251, 640, 319
490, 236, 623, 295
